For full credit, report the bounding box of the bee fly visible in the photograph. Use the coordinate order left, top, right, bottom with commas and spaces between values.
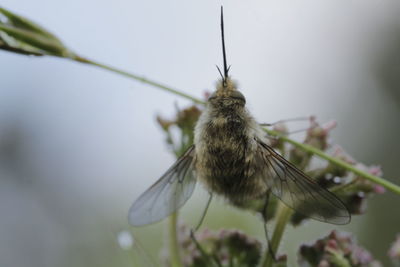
129, 7, 350, 228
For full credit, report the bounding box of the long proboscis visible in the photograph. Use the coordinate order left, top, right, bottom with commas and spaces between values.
220, 6, 229, 84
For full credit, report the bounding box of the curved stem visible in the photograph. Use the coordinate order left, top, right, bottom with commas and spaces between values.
168, 212, 183, 267
262, 203, 293, 267
70, 55, 400, 196
72, 55, 204, 104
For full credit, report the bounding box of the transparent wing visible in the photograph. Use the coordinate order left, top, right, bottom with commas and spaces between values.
256, 140, 350, 225
129, 146, 196, 226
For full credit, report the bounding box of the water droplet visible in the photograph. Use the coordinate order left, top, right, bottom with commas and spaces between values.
117, 231, 134, 250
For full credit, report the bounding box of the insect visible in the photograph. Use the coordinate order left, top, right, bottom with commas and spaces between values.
129, 7, 350, 228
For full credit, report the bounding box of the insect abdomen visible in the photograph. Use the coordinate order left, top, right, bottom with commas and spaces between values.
196, 111, 261, 199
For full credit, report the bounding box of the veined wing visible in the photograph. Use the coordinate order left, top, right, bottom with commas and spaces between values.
129, 146, 197, 226
256, 139, 350, 225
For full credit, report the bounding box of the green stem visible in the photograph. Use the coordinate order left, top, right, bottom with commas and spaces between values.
72, 55, 204, 104
168, 212, 183, 267
70, 54, 400, 196
262, 203, 293, 267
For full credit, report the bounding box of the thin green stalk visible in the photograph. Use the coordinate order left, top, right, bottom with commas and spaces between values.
72, 55, 204, 104
69, 54, 400, 196
168, 212, 183, 267
262, 203, 293, 267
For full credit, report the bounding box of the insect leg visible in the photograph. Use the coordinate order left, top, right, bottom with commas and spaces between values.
190, 230, 222, 267
259, 116, 311, 126
262, 191, 277, 262
264, 135, 279, 142
194, 192, 213, 231
262, 125, 310, 143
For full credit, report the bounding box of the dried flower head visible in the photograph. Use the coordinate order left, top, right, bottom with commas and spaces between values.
169, 226, 263, 267
156, 104, 202, 156
285, 118, 385, 225
268, 122, 289, 151
289, 119, 337, 169
298, 230, 381, 267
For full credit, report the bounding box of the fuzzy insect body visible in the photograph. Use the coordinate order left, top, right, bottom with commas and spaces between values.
194, 79, 267, 206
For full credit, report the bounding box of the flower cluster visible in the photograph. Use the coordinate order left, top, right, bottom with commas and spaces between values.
156, 105, 202, 157
298, 230, 382, 267
163, 225, 263, 267
268, 118, 385, 226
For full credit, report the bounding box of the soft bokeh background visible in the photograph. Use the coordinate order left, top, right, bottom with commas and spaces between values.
1, 0, 399, 266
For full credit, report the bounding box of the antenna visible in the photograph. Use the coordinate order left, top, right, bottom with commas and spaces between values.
220, 6, 229, 83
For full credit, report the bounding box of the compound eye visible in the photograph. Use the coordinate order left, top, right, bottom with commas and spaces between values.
231, 90, 246, 103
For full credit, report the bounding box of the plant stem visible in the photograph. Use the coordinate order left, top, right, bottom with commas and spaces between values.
262, 203, 293, 267
70, 54, 400, 196
168, 212, 183, 267
72, 55, 204, 104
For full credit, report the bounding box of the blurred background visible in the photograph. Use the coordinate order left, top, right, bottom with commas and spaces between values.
1, 0, 399, 266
